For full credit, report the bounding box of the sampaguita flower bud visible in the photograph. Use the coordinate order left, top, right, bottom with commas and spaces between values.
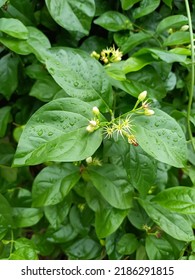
138, 90, 147, 102
144, 109, 155, 116
92, 106, 100, 116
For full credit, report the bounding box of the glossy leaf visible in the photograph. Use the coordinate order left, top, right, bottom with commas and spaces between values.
133, 108, 187, 168
152, 187, 195, 214
133, 48, 187, 63
116, 233, 139, 255
139, 199, 194, 242
120, 0, 141, 10
13, 98, 105, 166
9, 247, 38, 260
45, 0, 95, 35
94, 11, 132, 32
0, 18, 28, 39
45, 47, 112, 111
123, 56, 153, 73
32, 163, 80, 207
12, 208, 43, 227
0, 54, 19, 100
163, 31, 191, 46
0, 106, 11, 137
47, 223, 78, 243
66, 237, 102, 259
124, 145, 157, 196
95, 205, 129, 238
156, 15, 188, 34
133, 0, 160, 19
88, 164, 133, 209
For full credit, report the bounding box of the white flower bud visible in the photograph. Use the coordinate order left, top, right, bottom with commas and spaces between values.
86, 125, 95, 132
180, 25, 189, 31
86, 157, 93, 164
138, 90, 147, 101
89, 120, 97, 127
144, 109, 155, 116
92, 106, 100, 116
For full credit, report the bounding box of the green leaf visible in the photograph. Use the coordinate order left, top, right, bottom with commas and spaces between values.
123, 56, 153, 73
146, 235, 183, 260
120, 0, 141, 10
114, 31, 152, 55
94, 11, 132, 32
152, 187, 195, 214
44, 195, 72, 228
0, 54, 19, 100
32, 163, 80, 207
116, 233, 139, 255
133, 0, 160, 19
45, 0, 95, 36
45, 47, 112, 111
0, 35, 31, 55
138, 199, 194, 242
133, 108, 187, 168
66, 237, 102, 259
12, 207, 43, 227
13, 98, 104, 166
124, 145, 157, 196
9, 247, 38, 260
0, 142, 15, 166
88, 164, 133, 209
162, 0, 172, 8
47, 223, 78, 243
0, 194, 13, 228
0, 1, 7, 7
0, 106, 11, 137
163, 31, 191, 47
0, 18, 28, 39
133, 48, 187, 63
156, 15, 188, 34
95, 204, 129, 238
29, 75, 63, 102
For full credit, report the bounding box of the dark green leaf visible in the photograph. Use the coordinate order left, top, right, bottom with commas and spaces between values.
0, 194, 13, 228
133, 0, 160, 19
88, 164, 133, 209
47, 223, 78, 243
94, 11, 132, 32
0, 54, 19, 100
116, 233, 139, 255
120, 0, 141, 10
0, 106, 11, 137
45, 0, 95, 36
163, 31, 191, 46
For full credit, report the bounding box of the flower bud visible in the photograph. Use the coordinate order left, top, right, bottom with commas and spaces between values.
138, 90, 147, 102
86, 157, 93, 164
86, 125, 95, 133
144, 109, 155, 116
92, 106, 100, 116
89, 120, 97, 127
180, 25, 189, 31
90, 51, 100, 60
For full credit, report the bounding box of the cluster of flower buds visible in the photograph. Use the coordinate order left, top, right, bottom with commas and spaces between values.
91, 45, 123, 64
86, 106, 100, 133
85, 156, 102, 166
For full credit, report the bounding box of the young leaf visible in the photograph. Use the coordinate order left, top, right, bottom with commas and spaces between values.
0, 18, 28, 39
138, 199, 194, 242
45, 0, 95, 36
87, 164, 134, 209
32, 163, 80, 207
116, 233, 139, 255
13, 98, 105, 166
120, 0, 141, 10
94, 11, 132, 32
152, 187, 195, 214
133, 108, 187, 168
45, 47, 112, 111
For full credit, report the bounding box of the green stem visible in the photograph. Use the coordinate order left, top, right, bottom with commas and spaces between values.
9, 229, 14, 257
185, 0, 195, 151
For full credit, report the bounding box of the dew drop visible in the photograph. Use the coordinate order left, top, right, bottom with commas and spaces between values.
48, 132, 53, 136
74, 81, 79, 87
37, 129, 43, 136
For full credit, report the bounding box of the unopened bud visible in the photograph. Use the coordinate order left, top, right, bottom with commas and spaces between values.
89, 120, 97, 127
86, 125, 95, 133
86, 157, 93, 164
144, 109, 155, 116
92, 106, 100, 116
138, 90, 147, 102
180, 25, 189, 31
